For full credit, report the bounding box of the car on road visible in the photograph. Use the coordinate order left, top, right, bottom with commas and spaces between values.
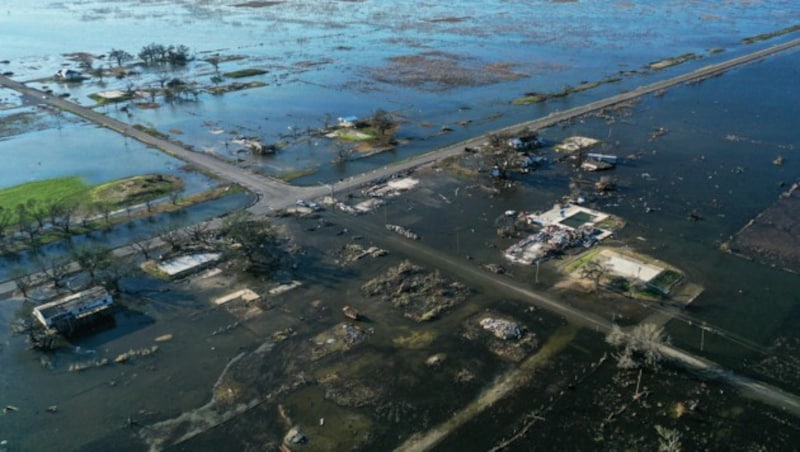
296, 199, 320, 211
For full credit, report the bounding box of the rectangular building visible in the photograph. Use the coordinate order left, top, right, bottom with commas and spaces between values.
33, 286, 113, 332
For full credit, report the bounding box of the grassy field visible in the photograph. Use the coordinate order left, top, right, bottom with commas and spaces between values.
89, 174, 182, 208
0, 176, 89, 215
0, 174, 183, 225
223, 68, 268, 79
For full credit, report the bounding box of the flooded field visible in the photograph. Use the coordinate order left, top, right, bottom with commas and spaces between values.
1, 1, 799, 451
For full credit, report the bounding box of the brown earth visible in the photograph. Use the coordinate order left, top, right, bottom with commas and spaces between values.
727, 184, 800, 273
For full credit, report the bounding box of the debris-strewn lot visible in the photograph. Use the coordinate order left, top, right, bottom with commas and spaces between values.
361, 260, 470, 322
727, 183, 800, 272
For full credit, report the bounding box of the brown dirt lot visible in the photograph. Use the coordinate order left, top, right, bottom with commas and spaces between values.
728, 184, 800, 273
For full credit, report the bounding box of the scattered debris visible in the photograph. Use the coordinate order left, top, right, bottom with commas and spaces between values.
362, 260, 469, 322
114, 345, 159, 364
268, 281, 302, 296
483, 263, 506, 274
213, 288, 261, 306
335, 243, 388, 265
649, 127, 668, 141
480, 317, 523, 340
342, 305, 360, 321
425, 353, 447, 367
68, 358, 110, 372
385, 224, 420, 240
555, 136, 600, 153
283, 426, 306, 445
154, 334, 173, 342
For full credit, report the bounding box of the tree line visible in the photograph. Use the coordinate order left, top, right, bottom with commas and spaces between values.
107, 43, 191, 68
0, 197, 133, 255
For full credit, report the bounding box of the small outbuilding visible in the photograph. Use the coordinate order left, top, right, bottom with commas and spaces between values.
55, 68, 84, 82
33, 286, 114, 333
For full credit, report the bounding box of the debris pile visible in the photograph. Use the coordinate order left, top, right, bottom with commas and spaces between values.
115, 345, 159, 363
361, 260, 469, 322
479, 317, 523, 340
385, 224, 420, 240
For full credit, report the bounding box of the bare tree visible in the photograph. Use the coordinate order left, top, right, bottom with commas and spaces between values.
99, 254, 134, 293
0, 206, 13, 241
27, 199, 48, 232
157, 225, 185, 251
370, 108, 392, 137
70, 244, 112, 284
96, 202, 114, 229
37, 256, 73, 289
9, 267, 34, 298
186, 223, 211, 245
210, 75, 225, 88
48, 199, 80, 237
108, 48, 133, 67
130, 236, 156, 260
606, 323, 669, 370
655, 425, 682, 452
220, 212, 284, 274
580, 260, 608, 292
206, 55, 221, 74
16, 203, 41, 250
169, 189, 182, 206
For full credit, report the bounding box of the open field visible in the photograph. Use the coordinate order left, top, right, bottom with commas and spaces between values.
0, 176, 88, 216
0, 174, 182, 226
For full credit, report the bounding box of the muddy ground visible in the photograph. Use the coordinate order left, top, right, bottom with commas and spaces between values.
727, 183, 800, 273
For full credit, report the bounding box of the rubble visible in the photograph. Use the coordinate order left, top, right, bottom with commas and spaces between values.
425, 353, 447, 367
361, 260, 469, 322
479, 317, 523, 340
114, 345, 159, 364
335, 243, 388, 265
283, 426, 306, 445
385, 224, 420, 240
463, 313, 539, 361
555, 136, 600, 153
310, 322, 371, 361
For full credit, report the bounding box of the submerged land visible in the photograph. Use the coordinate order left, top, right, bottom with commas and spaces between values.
1, 2, 800, 451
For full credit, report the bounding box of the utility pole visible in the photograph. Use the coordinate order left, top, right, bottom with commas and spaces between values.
700, 325, 705, 352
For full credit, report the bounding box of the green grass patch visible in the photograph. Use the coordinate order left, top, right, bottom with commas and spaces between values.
742, 24, 800, 44
206, 81, 267, 95
89, 174, 183, 208
223, 68, 268, 78
513, 77, 622, 105
0, 176, 89, 220
563, 248, 602, 274
140, 260, 171, 280
595, 215, 625, 230
335, 128, 377, 141
512, 93, 549, 105
648, 269, 683, 293
132, 124, 169, 140
648, 53, 700, 70
275, 167, 318, 182
87, 91, 133, 105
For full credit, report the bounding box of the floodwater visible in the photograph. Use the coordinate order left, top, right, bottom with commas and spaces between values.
0, 1, 799, 451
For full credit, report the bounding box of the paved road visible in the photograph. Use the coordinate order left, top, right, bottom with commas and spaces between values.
2, 37, 800, 418
326, 37, 800, 197
0, 74, 317, 214
2, 37, 799, 214
330, 211, 800, 424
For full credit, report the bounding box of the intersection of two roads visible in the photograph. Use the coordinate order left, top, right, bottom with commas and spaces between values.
2, 37, 800, 418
